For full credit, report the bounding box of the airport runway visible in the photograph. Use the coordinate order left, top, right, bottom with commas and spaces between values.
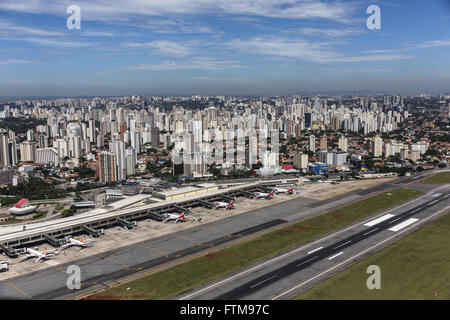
178, 184, 450, 300
0, 173, 437, 299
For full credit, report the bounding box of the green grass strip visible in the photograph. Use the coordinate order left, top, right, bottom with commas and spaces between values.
420, 172, 450, 184
296, 211, 450, 300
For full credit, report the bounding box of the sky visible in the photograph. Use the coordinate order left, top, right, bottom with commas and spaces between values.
0, 0, 449, 97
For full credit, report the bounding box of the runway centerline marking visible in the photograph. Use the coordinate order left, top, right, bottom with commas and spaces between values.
389, 217, 402, 224
297, 256, 319, 267
333, 241, 352, 250
250, 275, 278, 289
363, 228, 379, 236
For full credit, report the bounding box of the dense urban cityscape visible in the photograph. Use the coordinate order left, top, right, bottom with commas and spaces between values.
0, 95, 448, 214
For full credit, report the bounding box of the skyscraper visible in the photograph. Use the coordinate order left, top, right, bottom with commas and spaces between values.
320, 136, 327, 150
99, 151, 117, 183
110, 139, 126, 181
0, 130, 10, 168
374, 136, 383, 157
338, 136, 348, 152
151, 125, 160, 147
309, 135, 316, 152
20, 141, 36, 162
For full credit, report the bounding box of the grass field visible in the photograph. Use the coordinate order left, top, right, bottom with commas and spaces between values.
420, 172, 450, 184
86, 188, 423, 300
296, 211, 450, 300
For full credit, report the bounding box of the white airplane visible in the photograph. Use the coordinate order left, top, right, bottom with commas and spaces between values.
20, 247, 59, 263
254, 191, 275, 199
61, 235, 95, 250
163, 212, 187, 223
272, 187, 294, 195
214, 200, 235, 210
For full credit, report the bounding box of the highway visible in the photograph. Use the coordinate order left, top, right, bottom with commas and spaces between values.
0, 173, 439, 299
178, 184, 450, 300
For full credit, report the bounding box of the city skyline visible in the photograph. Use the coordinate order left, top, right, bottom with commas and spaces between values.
0, 0, 450, 96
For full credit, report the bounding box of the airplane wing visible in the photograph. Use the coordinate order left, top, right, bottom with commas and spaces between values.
19, 255, 32, 263
46, 249, 59, 255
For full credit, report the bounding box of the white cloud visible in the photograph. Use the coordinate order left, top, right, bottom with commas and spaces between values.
0, 0, 358, 22
124, 57, 244, 71
0, 59, 36, 66
300, 27, 364, 37
227, 36, 414, 63
411, 39, 450, 49
82, 31, 115, 37
122, 40, 192, 57
0, 19, 65, 36
19, 37, 94, 48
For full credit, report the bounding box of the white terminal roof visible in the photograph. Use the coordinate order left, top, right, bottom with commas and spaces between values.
0, 182, 261, 243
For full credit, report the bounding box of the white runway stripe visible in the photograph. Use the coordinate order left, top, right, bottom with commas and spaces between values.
388, 218, 419, 232
307, 247, 323, 255
328, 252, 344, 260
364, 214, 395, 227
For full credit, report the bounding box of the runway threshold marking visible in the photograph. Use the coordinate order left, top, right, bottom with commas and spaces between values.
364, 214, 395, 227
7, 282, 33, 299
388, 218, 419, 232
328, 252, 344, 260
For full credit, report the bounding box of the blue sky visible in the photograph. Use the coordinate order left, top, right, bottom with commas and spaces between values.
0, 0, 449, 97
